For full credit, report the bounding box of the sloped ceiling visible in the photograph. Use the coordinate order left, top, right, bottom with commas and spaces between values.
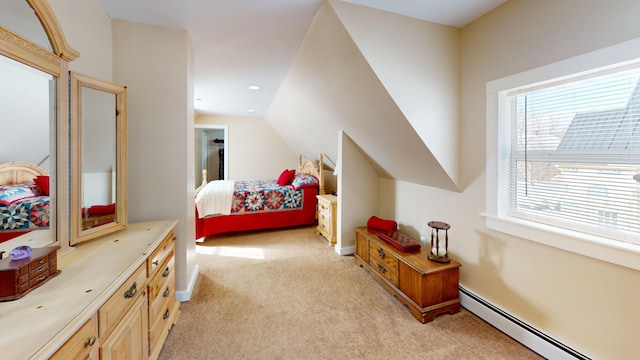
266, 0, 461, 191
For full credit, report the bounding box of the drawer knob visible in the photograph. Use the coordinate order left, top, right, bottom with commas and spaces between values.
163, 308, 170, 320
85, 336, 96, 347
377, 248, 386, 259
162, 266, 170, 277
124, 282, 137, 299
152, 260, 160, 266
163, 286, 170, 298
377, 264, 387, 273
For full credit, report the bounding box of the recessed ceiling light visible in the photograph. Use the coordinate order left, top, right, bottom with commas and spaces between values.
248, 85, 261, 90
246, 109, 255, 113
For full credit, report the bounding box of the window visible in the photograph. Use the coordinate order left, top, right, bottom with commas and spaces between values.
507, 65, 640, 244
485, 38, 640, 270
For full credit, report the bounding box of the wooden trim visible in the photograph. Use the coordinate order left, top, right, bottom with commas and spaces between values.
69, 72, 128, 245
26, 0, 79, 61
0, 26, 60, 75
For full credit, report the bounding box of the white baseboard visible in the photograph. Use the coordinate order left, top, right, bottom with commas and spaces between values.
459, 286, 589, 360
335, 245, 355, 256
176, 264, 199, 302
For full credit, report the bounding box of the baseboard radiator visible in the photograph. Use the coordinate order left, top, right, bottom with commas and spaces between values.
459, 286, 590, 360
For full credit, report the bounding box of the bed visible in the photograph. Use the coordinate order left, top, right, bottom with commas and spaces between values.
195, 154, 325, 239
0, 162, 50, 243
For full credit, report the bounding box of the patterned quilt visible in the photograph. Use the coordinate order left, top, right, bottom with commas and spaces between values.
0, 183, 50, 232
0, 196, 50, 231
230, 179, 305, 214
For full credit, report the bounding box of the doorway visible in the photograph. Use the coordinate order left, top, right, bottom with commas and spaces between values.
194, 124, 228, 187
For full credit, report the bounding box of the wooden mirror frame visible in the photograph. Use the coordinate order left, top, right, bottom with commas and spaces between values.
0, 0, 78, 252
69, 72, 127, 245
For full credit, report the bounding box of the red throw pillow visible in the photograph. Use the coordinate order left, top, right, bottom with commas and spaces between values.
367, 216, 398, 233
88, 203, 116, 216
277, 169, 296, 186
33, 175, 50, 196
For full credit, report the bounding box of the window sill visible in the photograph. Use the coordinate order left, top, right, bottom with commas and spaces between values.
481, 212, 640, 271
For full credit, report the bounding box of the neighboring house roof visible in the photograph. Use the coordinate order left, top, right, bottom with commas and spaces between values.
558, 80, 640, 152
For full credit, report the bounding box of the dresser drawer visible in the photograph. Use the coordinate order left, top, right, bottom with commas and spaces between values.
148, 231, 175, 278
318, 209, 331, 233
29, 261, 49, 279
318, 200, 332, 215
98, 262, 147, 338
148, 253, 174, 304
149, 275, 176, 324
368, 242, 398, 286
149, 264, 175, 323
50, 315, 98, 360
149, 291, 177, 355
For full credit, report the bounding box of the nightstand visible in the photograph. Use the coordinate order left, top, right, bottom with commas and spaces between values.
316, 194, 337, 246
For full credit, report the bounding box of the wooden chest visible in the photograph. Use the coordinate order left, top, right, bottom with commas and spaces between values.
0, 246, 60, 301
354, 226, 460, 323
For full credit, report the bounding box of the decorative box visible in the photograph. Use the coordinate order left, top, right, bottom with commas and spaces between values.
0, 246, 61, 301
377, 231, 421, 252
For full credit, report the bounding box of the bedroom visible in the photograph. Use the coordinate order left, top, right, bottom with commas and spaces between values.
2, 0, 639, 359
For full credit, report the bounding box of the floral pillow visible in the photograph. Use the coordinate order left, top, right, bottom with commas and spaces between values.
0, 183, 40, 205
291, 174, 319, 190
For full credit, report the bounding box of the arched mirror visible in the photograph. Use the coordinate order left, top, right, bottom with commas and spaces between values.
0, 0, 78, 254
70, 72, 127, 245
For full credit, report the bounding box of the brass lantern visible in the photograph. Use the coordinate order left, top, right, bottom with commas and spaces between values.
427, 221, 450, 263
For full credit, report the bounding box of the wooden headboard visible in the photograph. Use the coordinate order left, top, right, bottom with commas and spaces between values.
299, 154, 325, 195
195, 154, 326, 195
0, 162, 48, 185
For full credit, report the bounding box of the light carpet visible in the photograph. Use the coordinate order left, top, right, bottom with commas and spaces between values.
158, 226, 543, 360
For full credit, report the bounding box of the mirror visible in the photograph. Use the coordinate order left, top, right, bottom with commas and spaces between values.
70, 72, 127, 245
0, 0, 79, 254
0, 55, 55, 245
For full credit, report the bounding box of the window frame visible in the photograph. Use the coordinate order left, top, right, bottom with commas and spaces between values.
485, 38, 640, 271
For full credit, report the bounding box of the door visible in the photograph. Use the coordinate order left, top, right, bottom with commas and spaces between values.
194, 125, 228, 187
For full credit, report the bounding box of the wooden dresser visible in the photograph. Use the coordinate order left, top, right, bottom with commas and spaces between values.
316, 194, 337, 246
354, 226, 460, 323
0, 220, 180, 360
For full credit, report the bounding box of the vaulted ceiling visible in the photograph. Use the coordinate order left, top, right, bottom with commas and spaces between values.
92, 0, 507, 191
93, 0, 505, 117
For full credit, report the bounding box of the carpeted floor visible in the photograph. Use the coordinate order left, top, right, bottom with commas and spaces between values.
158, 226, 543, 360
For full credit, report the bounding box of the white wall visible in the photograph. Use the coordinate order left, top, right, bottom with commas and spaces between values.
196, 114, 297, 180
330, 0, 461, 188
267, 1, 460, 191
49, 0, 112, 80
337, 131, 378, 254
0, 59, 50, 166
112, 20, 197, 299
377, 1, 640, 359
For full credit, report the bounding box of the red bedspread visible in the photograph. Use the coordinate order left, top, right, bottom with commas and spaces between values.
196, 179, 319, 239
